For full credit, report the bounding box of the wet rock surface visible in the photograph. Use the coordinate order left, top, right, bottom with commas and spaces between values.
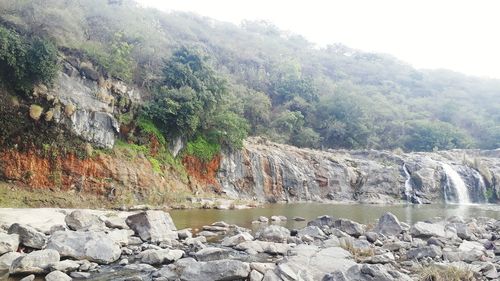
0, 210, 499, 281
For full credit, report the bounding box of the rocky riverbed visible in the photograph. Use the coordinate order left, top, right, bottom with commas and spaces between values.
0, 208, 499, 281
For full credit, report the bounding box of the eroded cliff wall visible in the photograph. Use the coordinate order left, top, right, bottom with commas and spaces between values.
218, 138, 500, 204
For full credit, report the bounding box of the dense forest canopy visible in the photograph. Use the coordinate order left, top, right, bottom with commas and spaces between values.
0, 0, 499, 152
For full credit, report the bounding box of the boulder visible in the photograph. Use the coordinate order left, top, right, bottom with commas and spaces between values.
369, 252, 395, 264
364, 232, 379, 243
45, 270, 72, 281
333, 219, 364, 237
179, 259, 250, 281
19, 275, 35, 281
297, 226, 326, 239
308, 215, 336, 228
126, 211, 177, 243
410, 222, 446, 238
0, 233, 19, 255
374, 212, 402, 236
277, 245, 355, 280
195, 247, 232, 261
221, 232, 253, 247
407, 245, 442, 260
107, 229, 133, 246
346, 264, 412, 281
50, 260, 81, 272
9, 249, 60, 274
250, 269, 264, 281
138, 249, 184, 265
65, 210, 106, 231
235, 241, 291, 255
8, 224, 47, 249
0, 252, 24, 271
257, 225, 290, 243
46, 231, 121, 264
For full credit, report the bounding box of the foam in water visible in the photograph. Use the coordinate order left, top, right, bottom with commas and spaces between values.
441, 163, 470, 204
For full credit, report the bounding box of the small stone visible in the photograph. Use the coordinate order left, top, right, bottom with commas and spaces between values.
45, 270, 72, 281
293, 217, 306, 221
19, 275, 35, 281
258, 216, 269, 223
70, 272, 91, 279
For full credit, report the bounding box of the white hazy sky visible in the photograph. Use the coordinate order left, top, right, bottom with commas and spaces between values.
138, 0, 500, 79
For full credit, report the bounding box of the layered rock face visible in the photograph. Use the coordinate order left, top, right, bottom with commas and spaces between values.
218, 138, 500, 204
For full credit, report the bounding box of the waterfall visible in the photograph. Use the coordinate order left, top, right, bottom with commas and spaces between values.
441, 163, 470, 204
403, 164, 413, 202
403, 164, 421, 204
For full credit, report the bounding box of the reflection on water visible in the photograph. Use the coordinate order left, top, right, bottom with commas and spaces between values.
169, 203, 500, 230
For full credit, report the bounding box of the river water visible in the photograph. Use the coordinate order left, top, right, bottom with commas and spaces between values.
169, 203, 500, 230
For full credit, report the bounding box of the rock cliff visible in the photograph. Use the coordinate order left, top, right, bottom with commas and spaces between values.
218, 138, 500, 204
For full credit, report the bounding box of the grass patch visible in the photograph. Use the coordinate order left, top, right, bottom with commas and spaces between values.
185, 136, 220, 162
418, 265, 476, 281
137, 117, 166, 146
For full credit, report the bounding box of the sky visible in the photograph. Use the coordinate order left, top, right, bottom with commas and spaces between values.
138, 0, 500, 79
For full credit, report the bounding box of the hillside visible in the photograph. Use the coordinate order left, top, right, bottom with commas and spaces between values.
0, 0, 499, 155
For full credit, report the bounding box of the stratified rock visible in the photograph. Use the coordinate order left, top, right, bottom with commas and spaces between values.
125, 211, 177, 243
221, 232, 253, 247
45, 270, 72, 281
334, 219, 364, 237
374, 212, 402, 236
46, 231, 121, 264
410, 222, 446, 238
65, 210, 106, 231
407, 245, 442, 260
0, 233, 19, 254
8, 223, 47, 249
138, 249, 184, 265
257, 225, 290, 243
9, 249, 60, 274
179, 259, 250, 281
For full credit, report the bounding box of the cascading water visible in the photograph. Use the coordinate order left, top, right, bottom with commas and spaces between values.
402, 164, 421, 204
441, 163, 470, 204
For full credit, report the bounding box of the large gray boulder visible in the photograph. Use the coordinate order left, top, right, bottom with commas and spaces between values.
407, 245, 442, 260
308, 215, 336, 228
179, 259, 250, 281
410, 222, 446, 238
221, 232, 253, 247
275, 245, 355, 280
374, 212, 403, 236
334, 219, 364, 237
65, 210, 106, 231
0, 233, 19, 254
46, 231, 121, 264
297, 226, 326, 239
8, 223, 47, 249
257, 225, 290, 243
126, 211, 177, 243
9, 249, 60, 274
45, 270, 72, 281
138, 249, 184, 265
